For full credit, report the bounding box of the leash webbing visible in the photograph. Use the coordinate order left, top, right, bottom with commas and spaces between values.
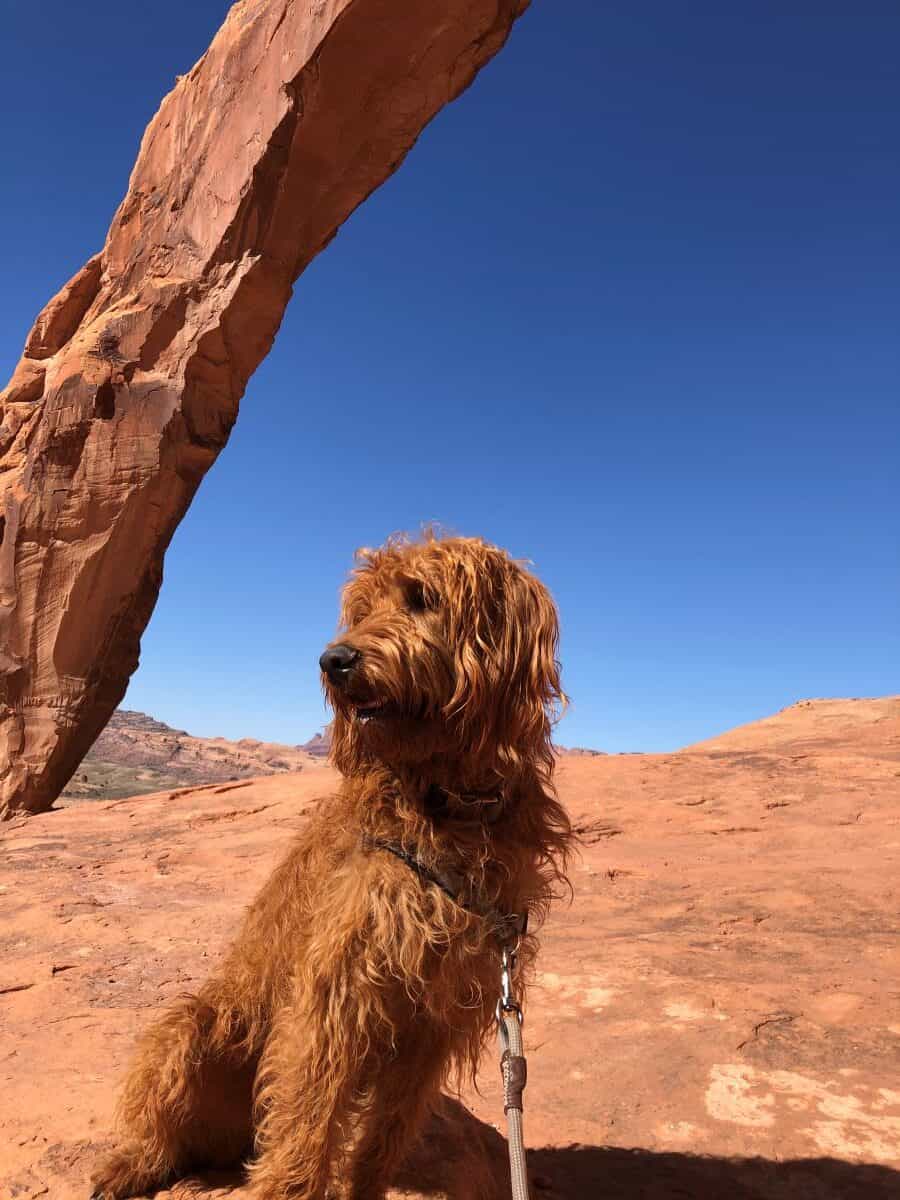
497, 940, 530, 1200
498, 1006, 530, 1200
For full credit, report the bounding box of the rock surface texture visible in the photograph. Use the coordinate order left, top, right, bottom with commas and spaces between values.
2, 698, 899, 1198
0, 0, 530, 818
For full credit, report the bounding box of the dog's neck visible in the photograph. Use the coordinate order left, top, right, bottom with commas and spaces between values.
421, 781, 505, 824
392, 757, 511, 811
344, 759, 567, 920
346, 759, 539, 841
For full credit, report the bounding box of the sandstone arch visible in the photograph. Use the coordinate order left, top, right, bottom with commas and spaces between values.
0, 0, 529, 817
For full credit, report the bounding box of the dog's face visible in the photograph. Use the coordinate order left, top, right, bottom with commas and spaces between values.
320, 535, 563, 776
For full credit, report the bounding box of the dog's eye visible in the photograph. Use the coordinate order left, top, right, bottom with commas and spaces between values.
405, 581, 432, 612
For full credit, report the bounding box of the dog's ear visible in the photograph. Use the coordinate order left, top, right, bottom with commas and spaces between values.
444, 549, 564, 769
502, 563, 566, 758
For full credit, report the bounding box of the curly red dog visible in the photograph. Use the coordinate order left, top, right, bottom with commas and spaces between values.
92, 533, 571, 1200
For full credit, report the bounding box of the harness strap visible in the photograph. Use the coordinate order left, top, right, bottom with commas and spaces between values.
424, 782, 506, 824
362, 836, 527, 945
365, 836, 464, 907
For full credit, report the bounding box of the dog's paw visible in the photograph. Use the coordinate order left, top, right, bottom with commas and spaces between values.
89, 1143, 169, 1200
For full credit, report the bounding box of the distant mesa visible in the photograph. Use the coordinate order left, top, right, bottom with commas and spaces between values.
62, 709, 326, 803
301, 729, 332, 759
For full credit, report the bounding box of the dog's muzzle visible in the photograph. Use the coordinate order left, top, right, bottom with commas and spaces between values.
319, 643, 360, 686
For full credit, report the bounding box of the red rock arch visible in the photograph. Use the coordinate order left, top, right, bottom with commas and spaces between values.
0, 0, 529, 816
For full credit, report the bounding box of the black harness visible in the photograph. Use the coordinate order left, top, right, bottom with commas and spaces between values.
365, 836, 470, 907
362, 783, 527, 944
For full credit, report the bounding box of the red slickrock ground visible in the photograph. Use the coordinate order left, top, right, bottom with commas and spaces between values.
2, 698, 898, 1198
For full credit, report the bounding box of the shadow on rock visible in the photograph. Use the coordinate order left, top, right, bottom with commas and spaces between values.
399, 1100, 900, 1200
527, 1142, 900, 1200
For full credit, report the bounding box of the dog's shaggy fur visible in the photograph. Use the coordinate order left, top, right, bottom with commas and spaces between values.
91, 533, 571, 1200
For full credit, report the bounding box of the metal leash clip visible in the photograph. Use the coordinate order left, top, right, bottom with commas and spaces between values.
495, 911, 526, 1024
496, 943, 524, 1024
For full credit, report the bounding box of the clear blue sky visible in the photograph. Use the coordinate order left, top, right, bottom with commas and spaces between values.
1, 2, 897, 751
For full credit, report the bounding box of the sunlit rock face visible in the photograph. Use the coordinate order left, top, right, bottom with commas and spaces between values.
0, 0, 530, 817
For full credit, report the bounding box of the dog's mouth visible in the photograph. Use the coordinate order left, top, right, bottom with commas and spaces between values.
353, 699, 397, 724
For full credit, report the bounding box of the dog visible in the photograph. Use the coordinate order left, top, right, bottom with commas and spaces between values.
91, 532, 571, 1200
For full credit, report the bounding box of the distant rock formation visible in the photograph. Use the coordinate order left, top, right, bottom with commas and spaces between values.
300, 728, 332, 760
62, 709, 323, 802
0, 0, 530, 818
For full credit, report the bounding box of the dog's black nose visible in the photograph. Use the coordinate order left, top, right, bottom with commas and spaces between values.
319, 644, 360, 682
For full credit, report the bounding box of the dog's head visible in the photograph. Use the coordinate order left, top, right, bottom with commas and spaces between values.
320, 533, 564, 778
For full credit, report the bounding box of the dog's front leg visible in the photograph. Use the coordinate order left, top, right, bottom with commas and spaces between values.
347, 1028, 446, 1200
247, 994, 362, 1200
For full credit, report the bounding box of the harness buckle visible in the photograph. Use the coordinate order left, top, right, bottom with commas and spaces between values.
495, 909, 528, 955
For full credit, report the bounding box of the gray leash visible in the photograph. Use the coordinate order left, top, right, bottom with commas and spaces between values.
497, 940, 530, 1200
